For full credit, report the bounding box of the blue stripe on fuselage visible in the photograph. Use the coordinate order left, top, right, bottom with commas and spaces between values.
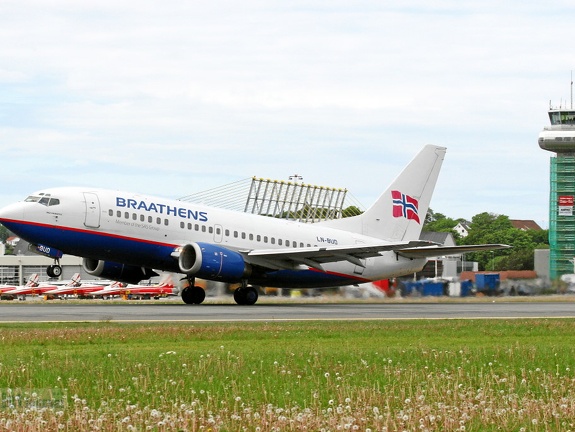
2, 220, 178, 271
2, 219, 367, 288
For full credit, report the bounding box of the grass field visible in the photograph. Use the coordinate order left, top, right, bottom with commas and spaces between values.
1, 319, 575, 431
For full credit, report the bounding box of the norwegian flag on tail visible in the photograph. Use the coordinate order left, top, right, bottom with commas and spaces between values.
391, 190, 420, 224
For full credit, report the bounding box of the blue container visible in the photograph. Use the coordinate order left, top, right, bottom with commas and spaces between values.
475, 273, 500, 292
401, 281, 422, 296
422, 282, 444, 296
460, 280, 473, 297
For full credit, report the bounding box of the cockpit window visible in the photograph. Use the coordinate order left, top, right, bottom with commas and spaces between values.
25, 194, 60, 206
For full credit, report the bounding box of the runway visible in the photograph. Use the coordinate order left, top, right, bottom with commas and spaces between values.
1, 299, 575, 322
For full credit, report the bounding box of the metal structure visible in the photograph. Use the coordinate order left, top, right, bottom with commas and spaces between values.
539, 101, 575, 280
179, 177, 365, 223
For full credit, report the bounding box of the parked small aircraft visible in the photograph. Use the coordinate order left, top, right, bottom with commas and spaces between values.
4, 273, 59, 296
42, 274, 108, 298
89, 275, 176, 299
0, 145, 508, 305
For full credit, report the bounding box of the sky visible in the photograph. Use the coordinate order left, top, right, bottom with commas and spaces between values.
2, 1, 574, 229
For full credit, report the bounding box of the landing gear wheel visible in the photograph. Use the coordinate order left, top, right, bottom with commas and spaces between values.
46, 264, 62, 278
51, 265, 62, 278
233, 286, 259, 305
181, 285, 206, 305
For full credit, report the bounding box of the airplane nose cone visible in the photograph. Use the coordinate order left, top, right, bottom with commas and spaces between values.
0, 202, 24, 223
0, 202, 26, 236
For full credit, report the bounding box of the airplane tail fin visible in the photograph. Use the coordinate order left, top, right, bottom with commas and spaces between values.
319, 145, 446, 241
158, 274, 174, 288
67, 273, 81, 287
26, 273, 39, 287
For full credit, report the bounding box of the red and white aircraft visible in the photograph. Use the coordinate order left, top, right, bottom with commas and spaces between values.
0, 282, 18, 297
90, 275, 176, 299
4, 273, 59, 296
43, 274, 109, 298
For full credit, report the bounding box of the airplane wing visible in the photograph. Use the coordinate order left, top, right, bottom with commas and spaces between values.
243, 242, 510, 272
396, 244, 510, 259
243, 240, 438, 272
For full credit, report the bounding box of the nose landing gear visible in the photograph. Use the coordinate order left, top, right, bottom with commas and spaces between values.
46, 260, 62, 278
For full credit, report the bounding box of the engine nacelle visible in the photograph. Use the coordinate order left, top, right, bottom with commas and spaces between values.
83, 258, 158, 284
178, 242, 251, 282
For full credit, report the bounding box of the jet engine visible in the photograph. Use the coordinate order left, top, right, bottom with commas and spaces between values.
83, 258, 158, 284
177, 242, 251, 282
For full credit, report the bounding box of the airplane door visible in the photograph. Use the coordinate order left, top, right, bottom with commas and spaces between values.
84, 192, 101, 228
214, 224, 223, 243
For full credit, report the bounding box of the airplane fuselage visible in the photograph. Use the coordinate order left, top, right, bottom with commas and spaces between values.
0, 187, 427, 288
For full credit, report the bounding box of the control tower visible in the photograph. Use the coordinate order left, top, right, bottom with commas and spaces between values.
539, 103, 575, 280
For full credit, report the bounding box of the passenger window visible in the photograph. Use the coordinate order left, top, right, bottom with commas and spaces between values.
216, 227, 221, 235
257, 235, 261, 242
278, 239, 282, 246
202, 226, 206, 232
109, 210, 113, 216
156, 217, 161, 224
125, 212, 130, 219
286, 240, 290, 247
271, 238, 275, 245
209, 227, 213, 234
164, 219, 169, 226
234, 231, 238, 238
117, 211, 122, 217
180, 222, 185, 229
148, 216, 153, 223
188, 223, 192, 230
264, 236, 268, 243
225, 229, 230, 236
140, 214, 145, 222
132, 213, 137, 220
249, 234, 254, 241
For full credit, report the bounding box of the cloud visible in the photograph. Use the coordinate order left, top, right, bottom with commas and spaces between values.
0, 0, 570, 227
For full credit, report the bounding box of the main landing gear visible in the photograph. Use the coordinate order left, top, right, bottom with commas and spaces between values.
46, 260, 62, 278
180, 277, 259, 305
233, 283, 259, 305
180, 277, 206, 305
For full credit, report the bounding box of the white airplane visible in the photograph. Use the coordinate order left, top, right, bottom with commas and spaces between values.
0, 145, 508, 305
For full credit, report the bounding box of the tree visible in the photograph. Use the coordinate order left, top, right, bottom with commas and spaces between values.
423, 208, 462, 238
459, 212, 549, 271
0, 223, 9, 243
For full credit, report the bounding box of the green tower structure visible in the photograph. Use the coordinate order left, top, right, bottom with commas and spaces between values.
539, 106, 575, 280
